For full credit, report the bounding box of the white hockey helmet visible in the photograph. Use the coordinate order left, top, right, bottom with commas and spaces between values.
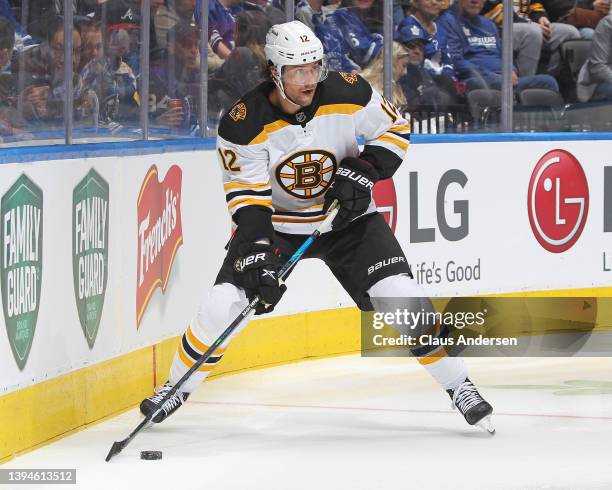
264, 21, 328, 101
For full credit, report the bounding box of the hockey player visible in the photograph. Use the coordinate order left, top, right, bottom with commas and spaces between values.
140, 20, 494, 432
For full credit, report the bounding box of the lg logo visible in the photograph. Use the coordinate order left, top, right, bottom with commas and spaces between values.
410, 169, 469, 243
528, 149, 589, 253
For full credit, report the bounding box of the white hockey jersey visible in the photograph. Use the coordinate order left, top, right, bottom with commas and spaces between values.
216, 71, 410, 235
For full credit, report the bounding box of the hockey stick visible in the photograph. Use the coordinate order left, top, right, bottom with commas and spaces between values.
105, 201, 339, 462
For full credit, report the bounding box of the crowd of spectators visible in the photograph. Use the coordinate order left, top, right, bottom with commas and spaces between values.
0, 0, 610, 140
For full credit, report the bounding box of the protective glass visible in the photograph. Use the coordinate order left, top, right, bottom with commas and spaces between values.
280, 58, 329, 86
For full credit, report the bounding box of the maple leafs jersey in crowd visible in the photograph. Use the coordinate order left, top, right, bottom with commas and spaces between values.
216, 71, 410, 236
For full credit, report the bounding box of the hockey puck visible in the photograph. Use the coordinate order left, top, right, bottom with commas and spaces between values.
140, 450, 162, 460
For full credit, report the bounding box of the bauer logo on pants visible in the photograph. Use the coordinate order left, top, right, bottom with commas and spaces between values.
1, 174, 43, 370
136, 165, 183, 327
73, 169, 109, 348
528, 149, 589, 253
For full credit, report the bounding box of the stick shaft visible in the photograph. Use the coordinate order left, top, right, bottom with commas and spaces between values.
106, 203, 338, 460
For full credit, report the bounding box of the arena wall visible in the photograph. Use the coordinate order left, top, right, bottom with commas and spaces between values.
1, 134, 611, 462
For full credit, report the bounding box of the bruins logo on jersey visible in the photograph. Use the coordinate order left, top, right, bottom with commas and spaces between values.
276, 150, 337, 199
229, 102, 247, 121
339, 72, 358, 85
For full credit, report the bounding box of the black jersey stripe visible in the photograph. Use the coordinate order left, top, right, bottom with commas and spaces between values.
226, 188, 272, 203
380, 104, 398, 124
274, 209, 326, 218
388, 131, 411, 141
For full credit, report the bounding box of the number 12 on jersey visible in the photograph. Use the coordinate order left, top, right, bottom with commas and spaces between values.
218, 148, 241, 172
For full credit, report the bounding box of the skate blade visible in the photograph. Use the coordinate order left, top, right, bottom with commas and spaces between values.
476, 415, 495, 435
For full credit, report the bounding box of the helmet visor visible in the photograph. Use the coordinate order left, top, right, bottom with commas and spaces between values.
280, 57, 328, 87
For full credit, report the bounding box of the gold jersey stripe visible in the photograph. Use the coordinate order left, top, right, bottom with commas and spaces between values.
223, 181, 271, 192
389, 124, 411, 133
314, 103, 364, 117
376, 134, 409, 152
228, 197, 273, 211
248, 105, 363, 145
249, 120, 291, 145
308, 204, 325, 210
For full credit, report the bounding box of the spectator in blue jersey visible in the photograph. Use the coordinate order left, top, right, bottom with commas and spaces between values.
313, 0, 383, 71
437, 0, 559, 93
396, 0, 455, 79
396, 28, 459, 109
296, 0, 340, 31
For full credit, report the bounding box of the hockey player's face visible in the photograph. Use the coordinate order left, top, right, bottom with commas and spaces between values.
281, 62, 321, 106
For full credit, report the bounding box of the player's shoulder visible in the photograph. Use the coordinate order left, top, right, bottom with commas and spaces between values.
318, 71, 373, 108
218, 82, 277, 146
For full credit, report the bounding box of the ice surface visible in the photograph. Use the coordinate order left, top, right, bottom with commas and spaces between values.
4, 356, 612, 490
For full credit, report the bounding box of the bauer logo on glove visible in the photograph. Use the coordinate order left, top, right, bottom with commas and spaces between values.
234, 252, 268, 272
236, 243, 286, 315
335, 167, 376, 190
324, 156, 380, 230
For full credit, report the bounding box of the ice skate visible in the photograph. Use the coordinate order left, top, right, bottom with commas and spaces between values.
447, 378, 495, 434
139, 382, 190, 423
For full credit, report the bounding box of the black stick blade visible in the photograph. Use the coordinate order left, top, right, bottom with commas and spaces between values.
105, 440, 127, 462
105, 415, 152, 462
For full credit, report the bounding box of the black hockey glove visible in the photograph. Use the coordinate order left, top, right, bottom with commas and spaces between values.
323, 157, 379, 230
237, 243, 286, 315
